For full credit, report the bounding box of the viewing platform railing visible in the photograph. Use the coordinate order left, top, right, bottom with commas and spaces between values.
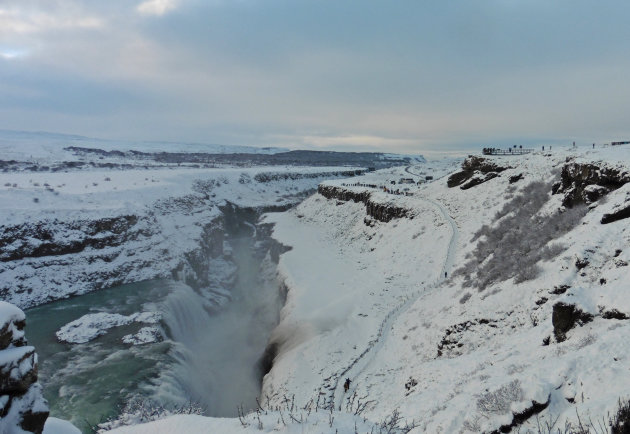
482, 148, 534, 156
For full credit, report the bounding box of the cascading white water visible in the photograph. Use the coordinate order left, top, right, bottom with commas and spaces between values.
153, 231, 283, 416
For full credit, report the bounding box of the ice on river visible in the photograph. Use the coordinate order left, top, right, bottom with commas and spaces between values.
56, 311, 161, 344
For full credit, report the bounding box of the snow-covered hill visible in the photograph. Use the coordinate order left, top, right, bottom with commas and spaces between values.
257, 145, 630, 433
0, 129, 288, 163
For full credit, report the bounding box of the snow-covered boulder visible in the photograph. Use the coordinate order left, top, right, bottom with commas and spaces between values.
56, 311, 162, 344
122, 327, 162, 345
0, 301, 49, 434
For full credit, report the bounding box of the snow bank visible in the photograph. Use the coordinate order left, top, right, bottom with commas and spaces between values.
106, 411, 384, 434
43, 417, 82, 434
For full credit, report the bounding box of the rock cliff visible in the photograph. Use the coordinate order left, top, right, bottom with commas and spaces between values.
0, 301, 48, 434
317, 185, 412, 222
553, 161, 630, 208
0, 209, 224, 309
447, 155, 509, 189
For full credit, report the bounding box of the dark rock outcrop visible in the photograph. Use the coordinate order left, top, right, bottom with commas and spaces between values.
436, 318, 497, 358
318, 185, 412, 222
446, 170, 471, 188
602, 202, 630, 224
447, 156, 508, 189
553, 162, 630, 208
0, 302, 48, 434
460, 172, 500, 190
490, 397, 550, 434
575, 257, 589, 270
602, 309, 629, 320
0, 215, 141, 262
552, 302, 594, 342
549, 284, 571, 295
254, 169, 364, 183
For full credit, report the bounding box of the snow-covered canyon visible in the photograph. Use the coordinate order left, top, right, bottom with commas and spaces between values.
4, 141, 630, 434
1, 139, 408, 433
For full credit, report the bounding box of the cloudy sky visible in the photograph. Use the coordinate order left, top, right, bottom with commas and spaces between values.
1, 0, 630, 153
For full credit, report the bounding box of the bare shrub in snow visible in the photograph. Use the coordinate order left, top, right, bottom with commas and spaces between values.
476, 379, 524, 416
238, 173, 252, 184
344, 391, 374, 415
456, 181, 587, 290
192, 179, 220, 194
611, 398, 630, 434
514, 263, 541, 284
534, 415, 592, 434
255, 393, 416, 433
462, 416, 482, 432
378, 409, 419, 433
96, 398, 204, 432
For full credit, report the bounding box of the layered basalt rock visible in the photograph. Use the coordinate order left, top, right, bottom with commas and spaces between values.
0, 215, 141, 262
553, 161, 630, 208
318, 185, 412, 222
0, 212, 167, 308
0, 302, 48, 434
447, 156, 509, 189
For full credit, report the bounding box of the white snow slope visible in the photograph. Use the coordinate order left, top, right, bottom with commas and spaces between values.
255, 146, 630, 433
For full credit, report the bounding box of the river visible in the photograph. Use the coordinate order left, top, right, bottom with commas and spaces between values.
25, 208, 283, 432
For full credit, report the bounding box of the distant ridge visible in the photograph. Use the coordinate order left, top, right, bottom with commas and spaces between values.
0, 129, 289, 157
0, 129, 424, 166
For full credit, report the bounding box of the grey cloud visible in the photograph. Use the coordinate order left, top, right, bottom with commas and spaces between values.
1, 0, 630, 152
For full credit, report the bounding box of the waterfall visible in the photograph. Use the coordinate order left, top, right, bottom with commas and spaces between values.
151, 232, 283, 417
